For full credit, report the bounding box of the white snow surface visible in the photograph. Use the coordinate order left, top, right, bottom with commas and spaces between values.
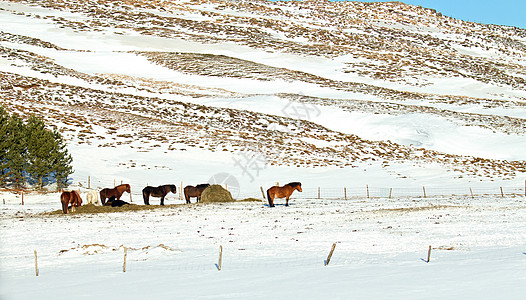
1, 190, 526, 299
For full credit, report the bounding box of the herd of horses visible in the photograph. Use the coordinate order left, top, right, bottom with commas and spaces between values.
60, 182, 302, 214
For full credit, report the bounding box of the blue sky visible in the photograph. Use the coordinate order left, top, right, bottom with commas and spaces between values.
350, 0, 525, 29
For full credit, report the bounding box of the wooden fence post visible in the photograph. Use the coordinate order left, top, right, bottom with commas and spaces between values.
427, 245, 432, 263
21, 190, 24, 205
500, 187, 504, 197
389, 188, 392, 199
318, 187, 320, 199
470, 188, 474, 199
123, 247, 128, 272
218, 245, 223, 271
366, 185, 369, 199
260, 186, 266, 200
34, 250, 39, 276
325, 243, 337, 266
344, 187, 347, 200
423, 186, 427, 198
180, 182, 183, 201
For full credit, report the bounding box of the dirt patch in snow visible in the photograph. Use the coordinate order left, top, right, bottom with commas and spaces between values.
42, 203, 181, 215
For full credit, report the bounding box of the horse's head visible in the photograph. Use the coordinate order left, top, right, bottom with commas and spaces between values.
74, 190, 83, 206
125, 184, 131, 193
288, 182, 302, 192
171, 185, 177, 193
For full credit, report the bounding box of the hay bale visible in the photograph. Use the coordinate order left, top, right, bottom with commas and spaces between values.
200, 185, 234, 203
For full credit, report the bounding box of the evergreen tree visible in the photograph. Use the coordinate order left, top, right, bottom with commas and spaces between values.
3, 114, 27, 189
0, 107, 9, 186
50, 130, 73, 190
0, 106, 74, 189
26, 116, 56, 189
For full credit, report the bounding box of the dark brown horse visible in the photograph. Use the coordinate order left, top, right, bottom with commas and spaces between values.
267, 182, 302, 207
184, 184, 210, 204
142, 184, 176, 205
60, 190, 82, 214
100, 184, 131, 205
104, 195, 130, 207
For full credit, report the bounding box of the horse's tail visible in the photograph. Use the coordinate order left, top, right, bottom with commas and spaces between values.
267, 188, 273, 207
60, 195, 68, 214
142, 189, 149, 205
100, 190, 105, 205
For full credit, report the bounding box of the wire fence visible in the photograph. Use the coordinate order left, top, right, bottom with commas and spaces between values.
238, 185, 526, 200
76, 175, 526, 201
16, 245, 339, 278
13, 244, 413, 277
2, 179, 524, 205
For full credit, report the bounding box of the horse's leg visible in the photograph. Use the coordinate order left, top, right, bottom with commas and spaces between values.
185, 193, 190, 204
143, 191, 149, 205
61, 199, 68, 214
268, 195, 274, 207
160, 195, 165, 206
267, 189, 274, 207
285, 196, 289, 207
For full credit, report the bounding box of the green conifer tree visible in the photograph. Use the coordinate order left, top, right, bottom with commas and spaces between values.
4, 114, 26, 189
0, 107, 74, 189
0, 106, 9, 186
26, 116, 56, 189
50, 129, 73, 190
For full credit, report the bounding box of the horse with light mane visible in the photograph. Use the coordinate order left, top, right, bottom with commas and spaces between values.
86, 190, 100, 205
60, 190, 82, 214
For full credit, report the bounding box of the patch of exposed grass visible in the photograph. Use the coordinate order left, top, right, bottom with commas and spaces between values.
373, 205, 462, 214
238, 198, 262, 202
42, 203, 183, 215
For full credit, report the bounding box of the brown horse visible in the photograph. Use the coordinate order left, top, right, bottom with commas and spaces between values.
184, 184, 210, 204
142, 184, 176, 205
267, 182, 302, 207
100, 184, 131, 205
60, 190, 82, 214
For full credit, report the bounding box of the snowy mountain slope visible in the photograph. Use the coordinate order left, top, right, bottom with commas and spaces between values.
0, 0, 525, 187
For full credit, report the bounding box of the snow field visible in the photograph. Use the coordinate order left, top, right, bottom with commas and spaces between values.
1, 190, 526, 299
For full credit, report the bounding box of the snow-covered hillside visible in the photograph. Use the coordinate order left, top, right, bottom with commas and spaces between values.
0, 0, 524, 191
